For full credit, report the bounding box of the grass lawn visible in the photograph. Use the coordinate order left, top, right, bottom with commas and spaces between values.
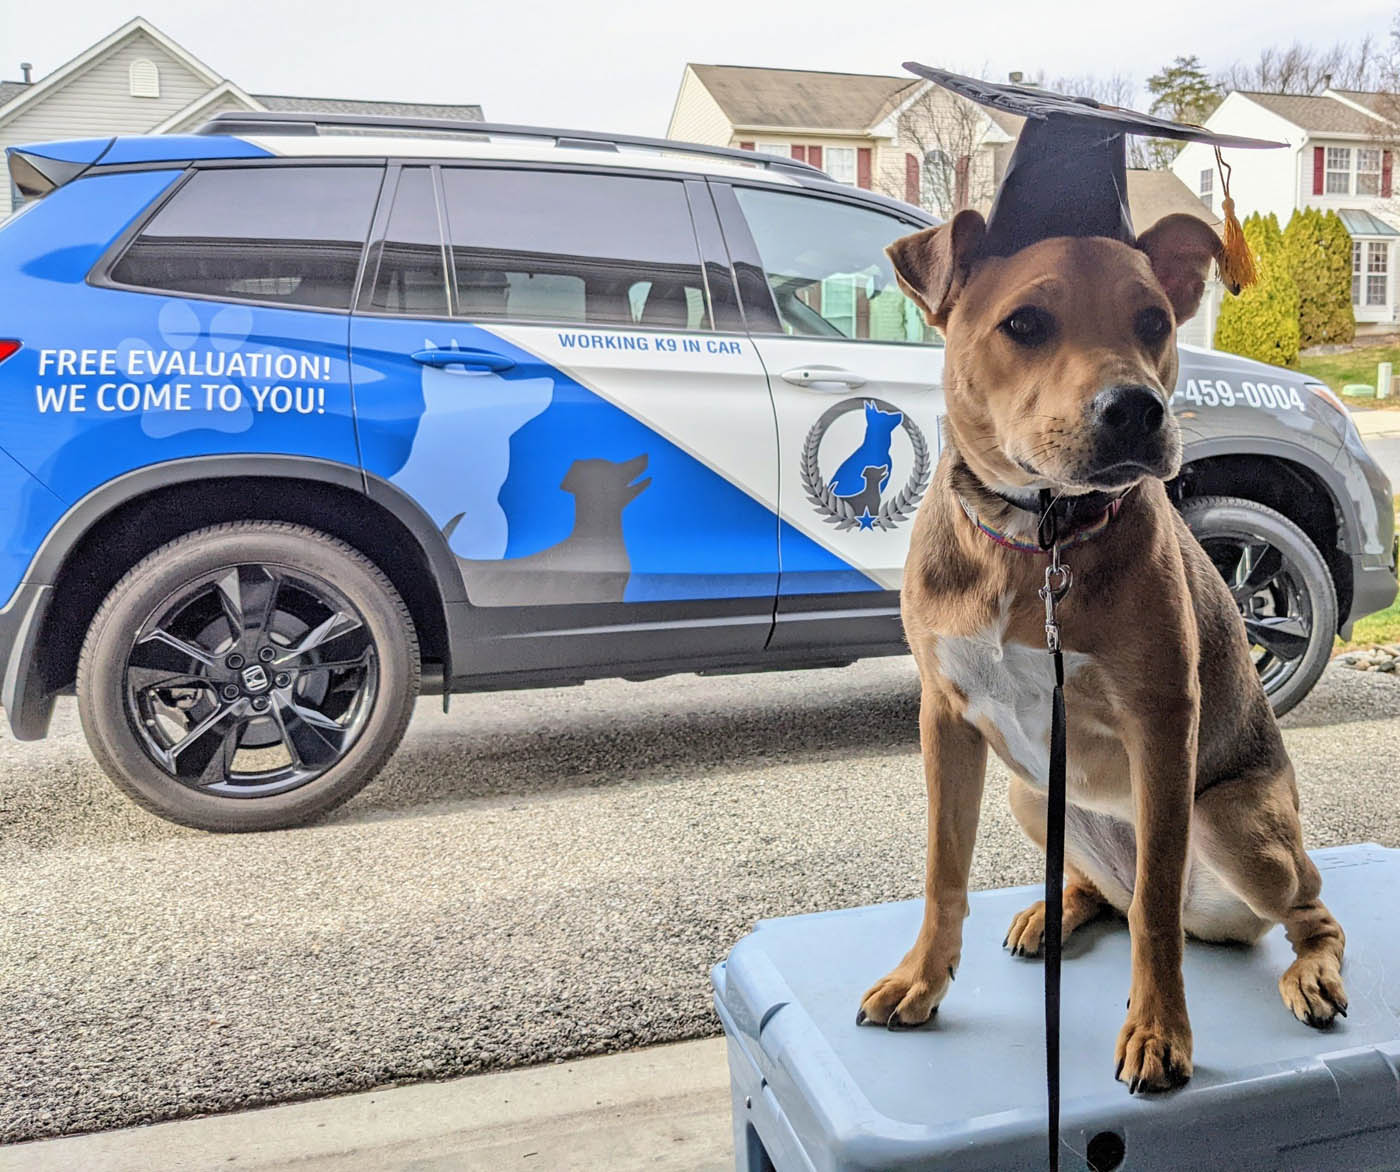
1334, 495, 1400, 653
1297, 342, 1400, 410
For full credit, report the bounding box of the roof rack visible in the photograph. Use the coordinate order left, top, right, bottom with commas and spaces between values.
195, 111, 828, 176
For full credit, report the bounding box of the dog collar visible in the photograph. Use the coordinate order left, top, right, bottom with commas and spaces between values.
957, 492, 1126, 554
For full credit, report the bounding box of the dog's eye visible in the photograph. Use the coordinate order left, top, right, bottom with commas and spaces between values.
1135, 307, 1172, 346
1001, 307, 1054, 347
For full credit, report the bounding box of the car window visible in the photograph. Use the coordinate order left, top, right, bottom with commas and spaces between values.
369, 167, 449, 316
110, 165, 382, 310
734, 187, 941, 345
440, 168, 711, 329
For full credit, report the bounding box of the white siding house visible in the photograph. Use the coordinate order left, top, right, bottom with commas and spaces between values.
1, 17, 483, 219
1172, 89, 1400, 330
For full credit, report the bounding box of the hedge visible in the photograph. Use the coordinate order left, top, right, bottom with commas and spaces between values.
1284, 208, 1355, 348
1214, 212, 1301, 368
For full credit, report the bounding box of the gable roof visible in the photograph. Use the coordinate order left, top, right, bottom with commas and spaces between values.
254, 94, 484, 122
1237, 91, 1386, 135
0, 16, 223, 128
1126, 169, 1220, 229
688, 64, 919, 131
0, 81, 27, 106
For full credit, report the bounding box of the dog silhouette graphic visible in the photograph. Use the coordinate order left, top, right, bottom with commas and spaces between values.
394, 344, 554, 559
830, 400, 903, 500
450, 453, 651, 605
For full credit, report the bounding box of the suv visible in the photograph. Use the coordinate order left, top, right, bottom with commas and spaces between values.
2, 114, 1395, 831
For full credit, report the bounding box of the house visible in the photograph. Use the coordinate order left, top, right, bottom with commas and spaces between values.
1171, 89, 1400, 331
0, 17, 482, 217
667, 63, 1016, 211
669, 63, 1223, 345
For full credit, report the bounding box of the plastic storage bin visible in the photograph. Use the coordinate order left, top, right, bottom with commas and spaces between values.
713, 844, 1400, 1171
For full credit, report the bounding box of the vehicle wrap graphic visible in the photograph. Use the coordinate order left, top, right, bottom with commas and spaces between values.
801, 398, 931, 532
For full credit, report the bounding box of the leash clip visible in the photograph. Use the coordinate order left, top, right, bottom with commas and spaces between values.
1038, 543, 1072, 654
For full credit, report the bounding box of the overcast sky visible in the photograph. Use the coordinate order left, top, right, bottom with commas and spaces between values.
3, 1, 1397, 136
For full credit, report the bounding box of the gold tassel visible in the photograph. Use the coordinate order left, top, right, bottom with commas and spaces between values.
1215, 147, 1256, 294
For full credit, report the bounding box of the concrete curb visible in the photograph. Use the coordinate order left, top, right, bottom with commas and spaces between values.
0, 1038, 734, 1172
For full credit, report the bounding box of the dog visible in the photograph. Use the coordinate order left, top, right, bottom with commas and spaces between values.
855, 209, 1346, 1094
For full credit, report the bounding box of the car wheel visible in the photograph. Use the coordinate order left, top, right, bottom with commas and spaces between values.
77, 521, 419, 832
1180, 495, 1337, 718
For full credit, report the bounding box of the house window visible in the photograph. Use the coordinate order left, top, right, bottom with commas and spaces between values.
825, 146, 857, 185
755, 143, 789, 157
129, 59, 160, 99
1357, 148, 1383, 196
924, 149, 956, 216
1325, 147, 1352, 194
1367, 241, 1389, 306
1353, 241, 1363, 304
1198, 168, 1213, 214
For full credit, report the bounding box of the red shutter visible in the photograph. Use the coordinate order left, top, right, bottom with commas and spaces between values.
791, 145, 807, 162
739, 141, 755, 151
1313, 146, 1325, 195
905, 153, 920, 204
954, 155, 971, 207
857, 147, 872, 189
1384, 150, 1393, 198
807, 145, 822, 170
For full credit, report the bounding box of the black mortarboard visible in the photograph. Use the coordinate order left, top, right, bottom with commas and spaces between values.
902, 64, 1284, 263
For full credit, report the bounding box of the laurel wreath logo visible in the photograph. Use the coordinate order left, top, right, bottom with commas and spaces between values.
800, 398, 931, 532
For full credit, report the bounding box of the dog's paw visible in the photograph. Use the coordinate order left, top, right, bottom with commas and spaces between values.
1114, 1010, 1192, 1094
857, 961, 952, 1030
1004, 900, 1048, 958
1279, 955, 1348, 1029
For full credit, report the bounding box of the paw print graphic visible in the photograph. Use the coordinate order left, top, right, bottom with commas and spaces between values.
115, 300, 260, 439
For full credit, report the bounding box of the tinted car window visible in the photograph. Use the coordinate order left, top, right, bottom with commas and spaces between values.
440, 169, 710, 329
734, 187, 939, 345
369, 167, 449, 316
111, 165, 382, 310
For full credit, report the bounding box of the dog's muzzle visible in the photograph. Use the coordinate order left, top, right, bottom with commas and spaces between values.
1085, 384, 1177, 485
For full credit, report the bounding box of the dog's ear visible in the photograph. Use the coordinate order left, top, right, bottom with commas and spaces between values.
886, 209, 986, 328
1136, 213, 1225, 323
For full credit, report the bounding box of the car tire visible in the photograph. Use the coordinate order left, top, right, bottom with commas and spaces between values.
1180, 495, 1337, 718
77, 521, 419, 832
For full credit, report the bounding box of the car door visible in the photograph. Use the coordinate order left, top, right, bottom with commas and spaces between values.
712, 182, 947, 651
349, 163, 779, 677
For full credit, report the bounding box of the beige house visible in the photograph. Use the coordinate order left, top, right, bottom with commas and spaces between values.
668, 63, 1016, 212
1, 17, 482, 217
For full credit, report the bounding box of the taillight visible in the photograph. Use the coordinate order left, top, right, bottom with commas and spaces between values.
0, 341, 19, 364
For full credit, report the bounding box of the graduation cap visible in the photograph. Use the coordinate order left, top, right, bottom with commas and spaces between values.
902, 64, 1285, 290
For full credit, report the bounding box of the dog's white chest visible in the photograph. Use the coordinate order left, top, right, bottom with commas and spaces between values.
934, 611, 1091, 786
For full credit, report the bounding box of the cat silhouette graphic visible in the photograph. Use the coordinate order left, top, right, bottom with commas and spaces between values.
449, 453, 651, 605
829, 400, 903, 500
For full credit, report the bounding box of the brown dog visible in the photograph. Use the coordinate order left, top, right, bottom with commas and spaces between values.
856, 210, 1347, 1094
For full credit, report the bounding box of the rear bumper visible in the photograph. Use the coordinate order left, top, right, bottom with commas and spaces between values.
0, 582, 56, 740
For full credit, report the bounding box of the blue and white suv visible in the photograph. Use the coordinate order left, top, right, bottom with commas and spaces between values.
1, 113, 1394, 830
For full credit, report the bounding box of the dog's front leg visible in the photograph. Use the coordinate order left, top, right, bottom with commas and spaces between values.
1117, 694, 1198, 1092
859, 685, 987, 1029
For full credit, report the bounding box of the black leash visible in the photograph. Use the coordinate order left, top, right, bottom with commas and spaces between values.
1037, 489, 1072, 1172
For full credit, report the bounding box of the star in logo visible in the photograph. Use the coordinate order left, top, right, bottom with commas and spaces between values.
857, 508, 877, 530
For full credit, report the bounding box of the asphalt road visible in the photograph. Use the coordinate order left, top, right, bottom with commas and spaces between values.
3, 661, 1399, 1144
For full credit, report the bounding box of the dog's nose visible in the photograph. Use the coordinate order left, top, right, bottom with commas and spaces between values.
1090, 384, 1165, 442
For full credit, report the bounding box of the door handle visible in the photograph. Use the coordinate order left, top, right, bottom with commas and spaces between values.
410, 347, 516, 373
780, 365, 867, 391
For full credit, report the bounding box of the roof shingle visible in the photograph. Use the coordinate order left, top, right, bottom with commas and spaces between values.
689, 64, 918, 131
1238, 91, 1384, 135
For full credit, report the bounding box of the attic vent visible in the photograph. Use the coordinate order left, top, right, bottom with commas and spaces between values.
129, 59, 160, 99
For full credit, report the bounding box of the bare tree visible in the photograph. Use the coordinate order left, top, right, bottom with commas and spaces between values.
1220, 35, 1382, 94
874, 81, 1000, 216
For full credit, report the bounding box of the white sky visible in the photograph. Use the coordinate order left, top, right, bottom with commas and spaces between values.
2, 1, 1397, 136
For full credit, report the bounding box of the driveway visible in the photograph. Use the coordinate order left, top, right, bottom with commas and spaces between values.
2, 661, 1398, 1144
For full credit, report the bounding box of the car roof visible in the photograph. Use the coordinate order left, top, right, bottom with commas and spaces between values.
8, 114, 934, 222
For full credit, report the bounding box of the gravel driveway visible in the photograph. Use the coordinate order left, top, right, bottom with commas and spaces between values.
2, 661, 1398, 1143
